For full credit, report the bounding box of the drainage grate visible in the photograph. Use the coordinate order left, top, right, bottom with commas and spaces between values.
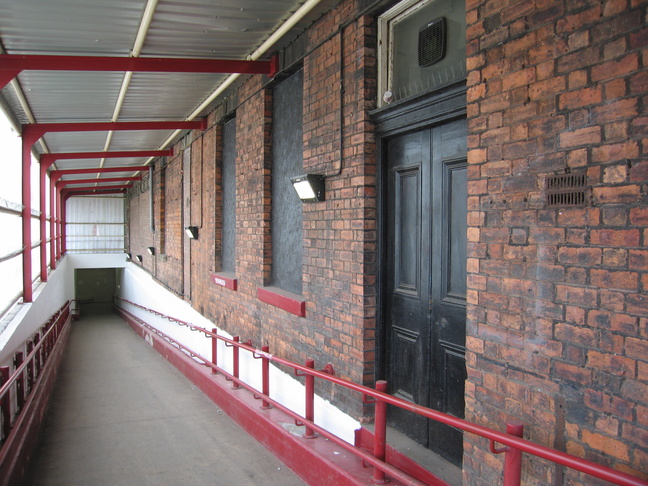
418, 17, 446, 67
546, 173, 587, 207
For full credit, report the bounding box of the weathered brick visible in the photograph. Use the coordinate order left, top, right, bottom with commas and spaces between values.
621, 379, 648, 406
581, 430, 630, 462
625, 337, 647, 361
592, 98, 639, 124
555, 322, 598, 346
559, 127, 602, 148
592, 185, 641, 203
591, 53, 640, 83
554, 360, 592, 384
590, 229, 640, 247
587, 350, 636, 377
556, 284, 598, 307
559, 86, 602, 109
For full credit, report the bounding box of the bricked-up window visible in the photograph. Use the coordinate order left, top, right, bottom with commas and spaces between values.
271, 69, 304, 295
221, 117, 236, 273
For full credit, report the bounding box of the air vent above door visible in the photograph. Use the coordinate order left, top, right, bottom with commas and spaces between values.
418, 17, 446, 67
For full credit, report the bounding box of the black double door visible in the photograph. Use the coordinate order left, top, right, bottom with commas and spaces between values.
383, 119, 467, 466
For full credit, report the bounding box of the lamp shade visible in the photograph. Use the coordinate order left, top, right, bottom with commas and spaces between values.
185, 226, 199, 239
290, 174, 325, 202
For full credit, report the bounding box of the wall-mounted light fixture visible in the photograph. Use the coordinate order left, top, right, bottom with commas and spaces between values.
185, 226, 199, 239
126, 252, 132, 261
290, 174, 325, 203
147, 247, 155, 255
135, 255, 143, 262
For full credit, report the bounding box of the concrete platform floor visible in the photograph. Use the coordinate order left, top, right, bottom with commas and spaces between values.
23, 313, 306, 486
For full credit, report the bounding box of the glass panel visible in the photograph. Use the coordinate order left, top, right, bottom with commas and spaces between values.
0, 257, 22, 315
66, 197, 125, 253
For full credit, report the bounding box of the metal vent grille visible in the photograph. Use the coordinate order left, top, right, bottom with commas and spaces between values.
418, 17, 447, 67
546, 173, 587, 207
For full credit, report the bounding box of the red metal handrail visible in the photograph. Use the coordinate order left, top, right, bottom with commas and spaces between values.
114, 297, 648, 486
115, 305, 427, 486
0, 301, 71, 444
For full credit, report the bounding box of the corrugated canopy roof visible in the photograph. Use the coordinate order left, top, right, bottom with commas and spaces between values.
0, 0, 340, 188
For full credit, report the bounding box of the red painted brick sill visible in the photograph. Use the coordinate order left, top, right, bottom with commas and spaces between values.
257, 286, 306, 317
210, 272, 238, 291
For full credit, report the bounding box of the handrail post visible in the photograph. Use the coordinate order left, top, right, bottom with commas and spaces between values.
44, 325, 50, 361
232, 336, 240, 389
261, 345, 271, 409
211, 328, 218, 374
503, 421, 524, 486
14, 352, 25, 412
1, 366, 11, 441
373, 380, 389, 484
26, 341, 34, 391
34, 334, 42, 377
304, 359, 316, 438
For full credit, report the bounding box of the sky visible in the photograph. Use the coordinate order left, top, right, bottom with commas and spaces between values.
0, 110, 44, 314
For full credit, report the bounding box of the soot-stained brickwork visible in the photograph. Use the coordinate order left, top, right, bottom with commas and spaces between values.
126, 0, 647, 484
465, 0, 647, 483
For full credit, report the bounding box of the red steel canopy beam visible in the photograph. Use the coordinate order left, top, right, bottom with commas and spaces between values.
62, 184, 133, 194
63, 189, 127, 200
51, 166, 150, 182
24, 120, 205, 149
41, 149, 172, 169
57, 176, 142, 188
40, 151, 166, 278
50, 165, 149, 183
0, 54, 279, 89
23, 120, 200, 300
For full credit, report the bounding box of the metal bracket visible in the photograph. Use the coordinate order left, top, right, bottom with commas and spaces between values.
489, 439, 508, 454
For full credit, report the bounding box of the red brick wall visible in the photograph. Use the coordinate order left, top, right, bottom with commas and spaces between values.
126, 0, 378, 418
125, 0, 647, 482
465, 0, 647, 483
127, 184, 154, 273
189, 122, 218, 315
155, 148, 184, 296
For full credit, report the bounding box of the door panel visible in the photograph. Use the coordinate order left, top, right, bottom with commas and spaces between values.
395, 167, 421, 295
385, 130, 431, 443
384, 119, 467, 465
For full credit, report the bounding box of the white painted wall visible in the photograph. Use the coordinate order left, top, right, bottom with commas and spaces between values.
0, 255, 360, 444
0, 253, 128, 366
116, 263, 360, 444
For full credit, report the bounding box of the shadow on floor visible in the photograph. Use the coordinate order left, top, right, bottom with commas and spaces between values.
23, 312, 306, 486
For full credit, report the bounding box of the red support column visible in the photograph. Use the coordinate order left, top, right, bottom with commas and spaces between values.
55, 184, 60, 261
39, 163, 48, 281
61, 194, 67, 255
49, 178, 56, 270
22, 137, 34, 302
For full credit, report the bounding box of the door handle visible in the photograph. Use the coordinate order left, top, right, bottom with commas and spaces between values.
436, 318, 449, 329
